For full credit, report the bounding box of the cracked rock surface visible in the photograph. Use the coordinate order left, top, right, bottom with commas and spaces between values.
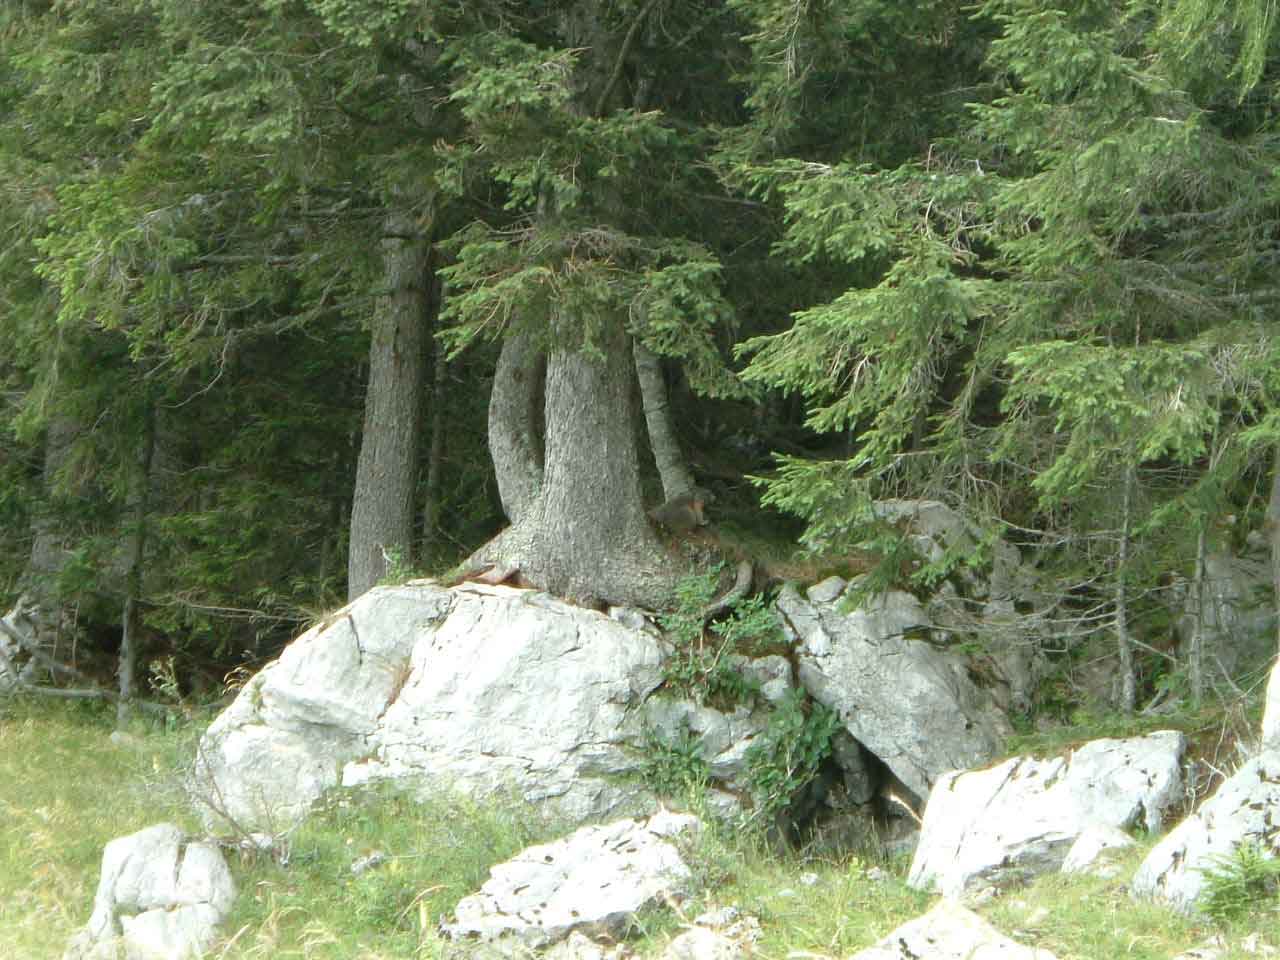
907, 731, 1186, 898
193, 583, 730, 832
442, 811, 699, 947
1133, 749, 1280, 913
63, 822, 235, 960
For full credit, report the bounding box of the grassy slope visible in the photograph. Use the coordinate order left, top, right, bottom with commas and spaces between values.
1, 695, 1276, 960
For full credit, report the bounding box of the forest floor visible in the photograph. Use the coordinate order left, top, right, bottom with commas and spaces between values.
0, 695, 1276, 960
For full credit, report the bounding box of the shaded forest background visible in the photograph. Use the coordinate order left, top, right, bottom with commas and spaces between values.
3, 0, 1280, 713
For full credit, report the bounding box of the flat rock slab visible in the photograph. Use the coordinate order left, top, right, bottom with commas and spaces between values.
908, 731, 1186, 898
1133, 748, 1280, 913
443, 811, 699, 947
849, 899, 1059, 959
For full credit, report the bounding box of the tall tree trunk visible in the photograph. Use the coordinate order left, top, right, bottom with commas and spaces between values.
347, 208, 431, 600
118, 405, 155, 726
634, 341, 696, 502
1116, 465, 1137, 714
1189, 519, 1207, 707
475, 319, 683, 608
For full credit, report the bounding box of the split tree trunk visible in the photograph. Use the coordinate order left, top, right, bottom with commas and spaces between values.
476, 319, 683, 608
347, 208, 432, 600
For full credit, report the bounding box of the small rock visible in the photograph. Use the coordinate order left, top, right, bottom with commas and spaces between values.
351, 851, 387, 875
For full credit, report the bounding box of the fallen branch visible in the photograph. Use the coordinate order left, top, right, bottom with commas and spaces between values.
0, 616, 169, 716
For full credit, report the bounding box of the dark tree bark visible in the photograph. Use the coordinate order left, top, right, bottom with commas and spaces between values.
421, 307, 449, 564
118, 404, 155, 725
347, 208, 431, 600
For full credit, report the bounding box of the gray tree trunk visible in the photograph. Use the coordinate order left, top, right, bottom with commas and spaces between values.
1115, 465, 1136, 714
476, 319, 682, 608
634, 341, 696, 502
487, 334, 545, 525
347, 209, 431, 600
118, 406, 155, 725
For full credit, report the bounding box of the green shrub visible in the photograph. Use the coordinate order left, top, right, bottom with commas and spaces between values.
1199, 842, 1280, 924
744, 689, 841, 826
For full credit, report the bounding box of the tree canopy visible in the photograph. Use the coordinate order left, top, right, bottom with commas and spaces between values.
3, 0, 1280, 710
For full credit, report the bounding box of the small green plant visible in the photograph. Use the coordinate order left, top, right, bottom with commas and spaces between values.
744, 689, 841, 825
658, 568, 777, 709
662, 639, 759, 709
638, 723, 711, 801
1199, 842, 1280, 923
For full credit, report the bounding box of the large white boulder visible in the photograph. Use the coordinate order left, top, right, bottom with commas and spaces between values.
1133, 749, 1280, 913
442, 811, 699, 947
908, 731, 1186, 898
780, 582, 1011, 803
63, 823, 235, 960
849, 898, 1059, 959
194, 582, 675, 832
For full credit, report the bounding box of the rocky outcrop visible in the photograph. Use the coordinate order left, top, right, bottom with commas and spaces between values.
781, 581, 1011, 805
849, 898, 1059, 960
63, 823, 235, 960
1132, 749, 1280, 913
907, 731, 1186, 898
193, 582, 794, 835
193, 582, 673, 832
442, 811, 699, 947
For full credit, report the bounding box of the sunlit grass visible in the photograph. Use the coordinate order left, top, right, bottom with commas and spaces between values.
5, 696, 1280, 960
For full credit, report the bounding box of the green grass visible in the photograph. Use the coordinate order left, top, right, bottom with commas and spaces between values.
5, 696, 1280, 960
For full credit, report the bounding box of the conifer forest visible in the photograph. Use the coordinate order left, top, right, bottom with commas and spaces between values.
3, 0, 1280, 713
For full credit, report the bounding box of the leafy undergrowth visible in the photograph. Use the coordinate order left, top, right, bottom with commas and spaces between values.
3, 696, 1280, 960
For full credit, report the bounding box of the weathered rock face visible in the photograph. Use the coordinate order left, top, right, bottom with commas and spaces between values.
1061, 824, 1136, 878
849, 899, 1060, 960
442, 811, 699, 947
63, 823, 235, 960
193, 582, 796, 834
781, 582, 1012, 804
1133, 749, 1280, 914
194, 582, 676, 832
907, 731, 1186, 899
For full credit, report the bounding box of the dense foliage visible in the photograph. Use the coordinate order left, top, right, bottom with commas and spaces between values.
2, 0, 1279, 706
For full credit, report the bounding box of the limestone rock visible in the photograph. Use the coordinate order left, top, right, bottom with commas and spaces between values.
193, 583, 669, 832
781, 583, 1010, 802
442, 811, 699, 947
63, 823, 235, 960
849, 899, 1059, 959
1133, 749, 1280, 913
1061, 824, 1136, 877
908, 731, 1185, 898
